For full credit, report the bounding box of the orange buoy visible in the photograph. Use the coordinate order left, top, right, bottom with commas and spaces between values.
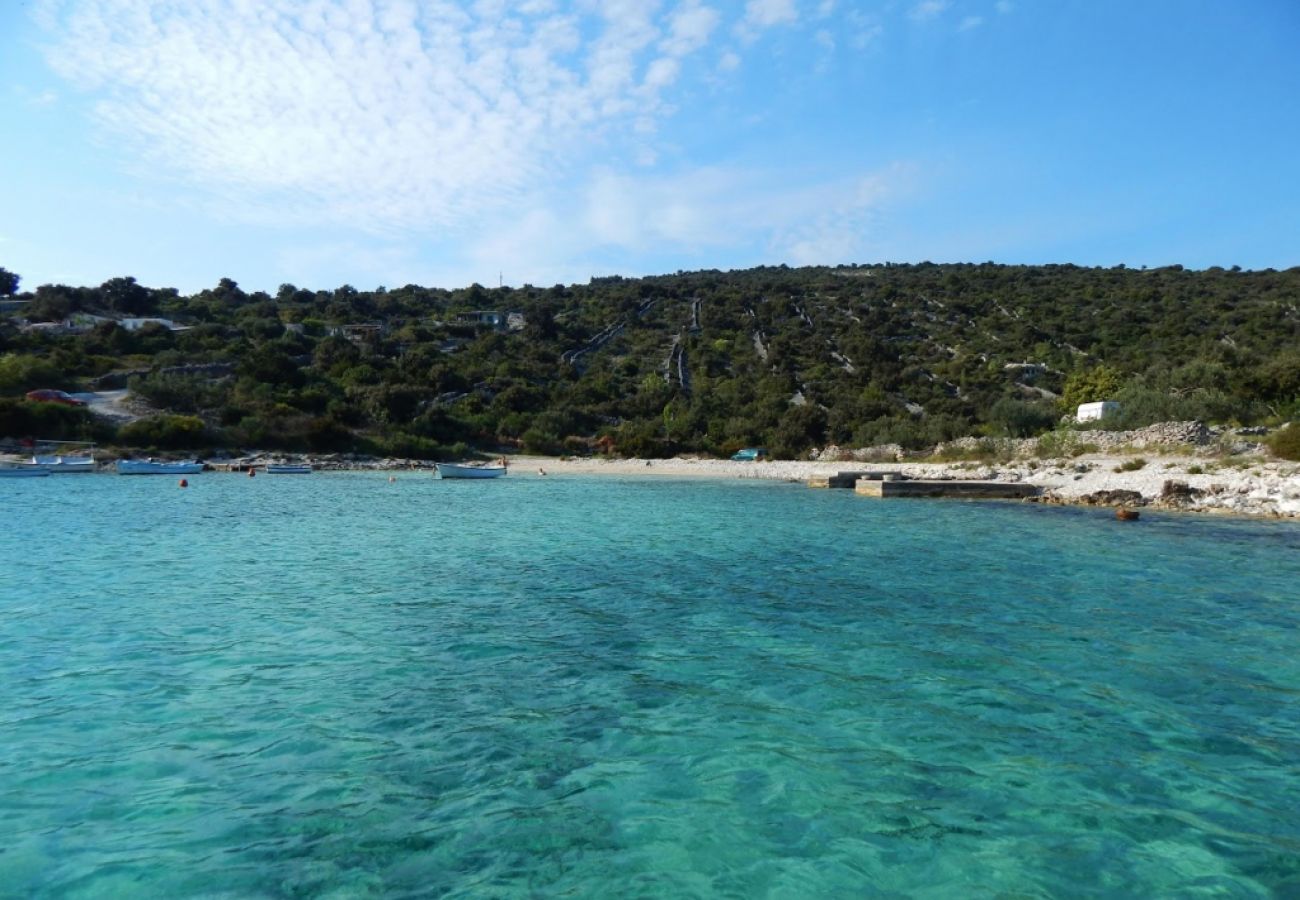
179, 478, 188, 488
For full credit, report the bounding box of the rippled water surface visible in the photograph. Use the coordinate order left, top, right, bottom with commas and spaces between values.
2, 472, 1299, 897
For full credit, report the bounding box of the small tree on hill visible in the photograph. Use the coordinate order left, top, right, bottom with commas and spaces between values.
1060, 365, 1125, 414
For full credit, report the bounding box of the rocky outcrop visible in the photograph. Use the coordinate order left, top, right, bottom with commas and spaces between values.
1074, 489, 1147, 508
813, 444, 907, 462
1155, 480, 1205, 509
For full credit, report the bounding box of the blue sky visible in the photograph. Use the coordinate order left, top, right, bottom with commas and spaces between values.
3, 0, 1298, 295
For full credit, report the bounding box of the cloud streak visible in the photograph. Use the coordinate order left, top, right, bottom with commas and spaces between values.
453, 161, 918, 286
909, 0, 949, 23
744, 0, 798, 29
34, 0, 725, 231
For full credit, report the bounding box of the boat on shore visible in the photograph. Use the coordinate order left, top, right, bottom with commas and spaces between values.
32, 454, 96, 474
435, 461, 508, 479
117, 459, 206, 475
266, 464, 312, 474
20, 440, 97, 473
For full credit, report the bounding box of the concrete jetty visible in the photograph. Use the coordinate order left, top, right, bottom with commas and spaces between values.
809, 471, 906, 489
854, 479, 1040, 499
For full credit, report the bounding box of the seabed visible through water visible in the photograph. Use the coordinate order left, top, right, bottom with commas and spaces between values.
2, 472, 1298, 896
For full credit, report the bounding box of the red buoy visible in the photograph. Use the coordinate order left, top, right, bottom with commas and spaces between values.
179, 478, 188, 488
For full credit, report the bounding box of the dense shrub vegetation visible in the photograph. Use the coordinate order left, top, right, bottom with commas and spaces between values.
1270, 425, 1300, 461
116, 415, 213, 451
1, 263, 1297, 458
0, 397, 107, 444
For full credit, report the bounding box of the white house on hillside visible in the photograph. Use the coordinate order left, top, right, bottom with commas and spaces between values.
1076, 400, 1120, 422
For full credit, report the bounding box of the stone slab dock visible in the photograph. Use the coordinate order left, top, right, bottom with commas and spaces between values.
854, 479, 1040, 499
808, 471, 905, 489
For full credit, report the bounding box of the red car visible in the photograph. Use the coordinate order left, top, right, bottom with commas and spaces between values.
25, 389, 87, 407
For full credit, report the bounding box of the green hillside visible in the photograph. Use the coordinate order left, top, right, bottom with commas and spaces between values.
2, 263, 1298, 458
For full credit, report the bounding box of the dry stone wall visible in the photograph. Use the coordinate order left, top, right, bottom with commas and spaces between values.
814, 421, 1272, 462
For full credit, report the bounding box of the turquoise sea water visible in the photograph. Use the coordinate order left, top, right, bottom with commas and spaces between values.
1, 473, 1298, 898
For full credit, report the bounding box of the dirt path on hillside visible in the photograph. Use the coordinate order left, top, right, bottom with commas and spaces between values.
70, 390, 154, 424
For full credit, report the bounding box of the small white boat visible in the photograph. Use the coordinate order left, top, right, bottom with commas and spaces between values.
117, 459, 206, 475
266, 464, 312, 474
435, 462, 508, 479
32, 454, 96, 474
0, 464, 50, 478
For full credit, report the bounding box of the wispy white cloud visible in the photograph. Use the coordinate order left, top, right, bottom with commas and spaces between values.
766, 166, 913, 265
736, 0, 798, 39
995, 0, 1013, 13
909, 0, 950, 23
959, 15, 984, 31
661, 0, 720, 57
744, 0, 798, 28
28, 0, 924, 288
845, 9, 884, 48
32, 0, 725, 232
15, 86, 60, 107
811, 26, 835, 73
453, 161, 918, 285
277, 239, 426, 291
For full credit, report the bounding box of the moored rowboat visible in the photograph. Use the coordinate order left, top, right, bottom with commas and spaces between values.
435, 462, 507, 479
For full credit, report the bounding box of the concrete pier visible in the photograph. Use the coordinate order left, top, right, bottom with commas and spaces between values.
854, 479, 1039, 499
809, 471, 905, 489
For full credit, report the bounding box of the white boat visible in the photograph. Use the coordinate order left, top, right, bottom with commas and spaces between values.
32, 454, 96, 474
0, 464, 50, 478
266, 464, 312, 474
23, 441, 97, 473
435, 462, 508, 479
117, 459, 206, 475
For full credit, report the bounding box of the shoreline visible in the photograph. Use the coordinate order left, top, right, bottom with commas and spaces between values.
503, 453, 1300, 519
20, 449, 1292, 519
